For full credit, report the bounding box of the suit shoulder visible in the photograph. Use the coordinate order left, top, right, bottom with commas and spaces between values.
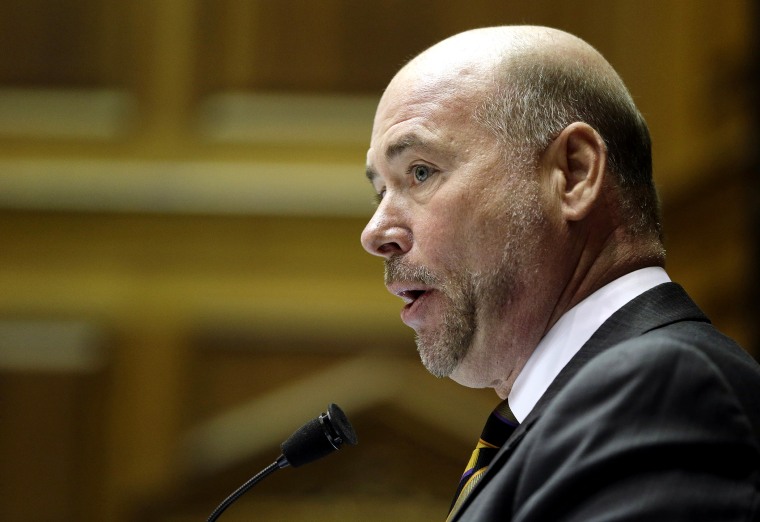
585, 321, 758, 387
499, 322, 760, 522
569, 325, 728, 402
552, 322, 760, 443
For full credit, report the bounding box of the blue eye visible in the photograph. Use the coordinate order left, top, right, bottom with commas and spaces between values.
412, 165, 431, 182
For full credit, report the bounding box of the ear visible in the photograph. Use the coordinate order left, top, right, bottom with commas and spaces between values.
543, 122, 607, 222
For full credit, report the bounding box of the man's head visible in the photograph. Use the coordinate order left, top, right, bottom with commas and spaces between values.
361, 26, 665, 397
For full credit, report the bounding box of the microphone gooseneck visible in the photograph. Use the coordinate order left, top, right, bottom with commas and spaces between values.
207, 403, 358, 522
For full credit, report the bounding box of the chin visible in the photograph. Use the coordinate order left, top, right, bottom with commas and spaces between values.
448, 361, 487, 390
448, 342, 507, 393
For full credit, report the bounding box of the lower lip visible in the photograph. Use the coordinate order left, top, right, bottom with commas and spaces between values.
400, 291, 432, 328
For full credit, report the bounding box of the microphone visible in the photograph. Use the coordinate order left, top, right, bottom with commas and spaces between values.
207, 403, 358, 522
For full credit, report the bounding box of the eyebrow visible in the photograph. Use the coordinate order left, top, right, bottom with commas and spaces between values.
365, 165, 378, 183
366, 132, 440, 183
385, 133, 437, 161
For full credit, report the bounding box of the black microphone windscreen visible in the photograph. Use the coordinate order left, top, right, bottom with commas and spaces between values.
280, 417, 334, 467
280, 403, 357, 468
327, 403, 359, 446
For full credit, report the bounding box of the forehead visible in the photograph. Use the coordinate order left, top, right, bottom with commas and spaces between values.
367, 71, 484, 169
374, 61, 486, 128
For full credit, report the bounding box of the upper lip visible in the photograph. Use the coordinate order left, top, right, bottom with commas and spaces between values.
385, 282, 433, 305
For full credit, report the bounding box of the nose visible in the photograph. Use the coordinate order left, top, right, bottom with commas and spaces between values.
361, 200, 412, 258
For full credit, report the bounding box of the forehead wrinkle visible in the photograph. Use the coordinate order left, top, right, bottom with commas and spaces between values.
384, 132, 446, 163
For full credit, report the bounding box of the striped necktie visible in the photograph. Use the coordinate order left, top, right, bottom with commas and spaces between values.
447, 400, 518, 521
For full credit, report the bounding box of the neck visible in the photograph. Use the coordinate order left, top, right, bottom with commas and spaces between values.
545, 225, 665, 335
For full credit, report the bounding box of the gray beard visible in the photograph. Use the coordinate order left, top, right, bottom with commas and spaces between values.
416, 276, 477, 378
385, 257, 497, 378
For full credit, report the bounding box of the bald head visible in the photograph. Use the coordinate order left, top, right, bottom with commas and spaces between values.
388, 26, 621, 116
382, 25, 662, 244
402, 26, 604, 75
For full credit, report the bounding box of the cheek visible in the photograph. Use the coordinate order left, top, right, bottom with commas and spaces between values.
415, 217, 457, 259
412, 176, 502, 267
412, 207, 472, 267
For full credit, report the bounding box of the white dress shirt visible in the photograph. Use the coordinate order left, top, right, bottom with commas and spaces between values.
508, 267, 671, 423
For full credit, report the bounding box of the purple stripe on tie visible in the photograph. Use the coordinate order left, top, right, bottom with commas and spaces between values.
460, 467, 476, 481
492, 410, 518, 426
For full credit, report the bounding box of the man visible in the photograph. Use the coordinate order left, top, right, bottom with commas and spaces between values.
361, 26, 760, 521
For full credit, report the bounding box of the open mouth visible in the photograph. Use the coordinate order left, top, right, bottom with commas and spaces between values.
398, 289, 427, 306
387, 284, 435, 328
386, 282, 435, 327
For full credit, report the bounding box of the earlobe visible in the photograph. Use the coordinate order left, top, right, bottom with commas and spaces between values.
548, 122, 607, 222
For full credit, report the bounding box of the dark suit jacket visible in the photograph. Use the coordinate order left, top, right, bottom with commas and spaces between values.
454, 283, 760, 521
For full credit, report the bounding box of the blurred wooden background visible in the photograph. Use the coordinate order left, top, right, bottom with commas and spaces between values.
0, 1, 758, 521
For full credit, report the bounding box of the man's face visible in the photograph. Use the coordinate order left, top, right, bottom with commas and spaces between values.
361, 70, 553, 393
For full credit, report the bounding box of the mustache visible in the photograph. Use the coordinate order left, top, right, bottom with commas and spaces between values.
384, 256, 440, 287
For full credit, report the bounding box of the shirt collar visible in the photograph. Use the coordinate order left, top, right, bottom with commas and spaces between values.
508, 267, 671, 422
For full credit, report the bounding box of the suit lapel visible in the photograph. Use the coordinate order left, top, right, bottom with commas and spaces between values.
450, 283, 709, 521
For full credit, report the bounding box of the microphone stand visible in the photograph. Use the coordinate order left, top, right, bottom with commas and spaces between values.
207, 456, 289, 522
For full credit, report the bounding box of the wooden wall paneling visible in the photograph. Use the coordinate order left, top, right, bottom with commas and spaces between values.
0, 320, 109, 521
0, 372, 82, 521
0, 0, 118, 87
100, 323, 190, 522
200, 0, 261, 91
749, 0, 760, 357
662, 173, 753, 347
129, 0, 200, 148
